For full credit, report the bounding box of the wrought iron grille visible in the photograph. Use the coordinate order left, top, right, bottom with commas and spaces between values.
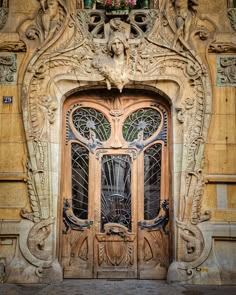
71, 143, 89, 219
72, 107, 111, 141
144, 143, 162, 220
122, 108, 162, 142
101, 155, 132, 232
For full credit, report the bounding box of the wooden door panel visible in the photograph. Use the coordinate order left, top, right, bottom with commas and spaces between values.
62, 229, 94, 278
95, 224, 137, 278
138, 228, 169, 279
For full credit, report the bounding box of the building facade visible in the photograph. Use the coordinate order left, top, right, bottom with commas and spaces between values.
0, 0, 235, 285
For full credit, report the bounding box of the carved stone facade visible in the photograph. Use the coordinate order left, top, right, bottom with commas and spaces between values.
0, 0, 235, 285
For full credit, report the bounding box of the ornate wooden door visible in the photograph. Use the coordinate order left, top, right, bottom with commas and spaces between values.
60, 90, 171, 279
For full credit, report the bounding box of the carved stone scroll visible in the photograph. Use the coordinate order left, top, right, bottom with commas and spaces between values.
217, 56, 236, 86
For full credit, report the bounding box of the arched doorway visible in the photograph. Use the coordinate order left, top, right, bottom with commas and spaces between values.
60, 89, 172, 279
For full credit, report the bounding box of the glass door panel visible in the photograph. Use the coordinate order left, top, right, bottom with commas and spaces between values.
101, 154, 132, 232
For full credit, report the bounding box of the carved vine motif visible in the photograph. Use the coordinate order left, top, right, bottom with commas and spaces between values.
0, 55, 17, 84
228, 8, 236, 31
25, 0, 68, 45
217, 56, 236, 86
0, 0, 9, 31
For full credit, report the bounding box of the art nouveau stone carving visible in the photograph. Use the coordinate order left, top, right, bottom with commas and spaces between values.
0, 41, 26, 52
172, 0, 199, 48
228, 8, 236, 31
0, 0, 8, 31
0, 54, 17, 84
217, 56, 236, 86
15, 0, 215, 283
209, 42, 236, 53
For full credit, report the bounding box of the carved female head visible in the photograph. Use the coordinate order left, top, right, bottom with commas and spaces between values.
108, 32, 129, 57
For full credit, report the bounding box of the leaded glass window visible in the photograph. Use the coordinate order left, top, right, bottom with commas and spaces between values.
144, 143, 162, 220
72, 107, 111, 142
71, 143, 89, 219
122, 108, 162, 142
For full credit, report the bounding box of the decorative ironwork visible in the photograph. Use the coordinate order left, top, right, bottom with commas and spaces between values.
144, 143, 162, 220
122, 108, 162, 144
71, 143, 89, 220
101, 155, 132, 232
63, 199, 93, 232
66, 103, 81, 144
72, 107, 111, 142
150, 103, 168, 145
138, 200, 169, 234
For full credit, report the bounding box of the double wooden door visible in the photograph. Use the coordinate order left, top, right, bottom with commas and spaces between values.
61, 91, 171, 279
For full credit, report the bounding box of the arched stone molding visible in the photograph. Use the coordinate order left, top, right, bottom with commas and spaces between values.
15, 0, 214, 283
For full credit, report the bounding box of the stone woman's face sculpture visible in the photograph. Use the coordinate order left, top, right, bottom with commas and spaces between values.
111, 38, 125, 57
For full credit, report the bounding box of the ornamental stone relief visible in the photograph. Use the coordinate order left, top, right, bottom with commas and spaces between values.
13, 0, 216, 283
0, 54, 17, 84
0, 0, 9, 31
217, 56, 236, 86
228, 0, 236, 31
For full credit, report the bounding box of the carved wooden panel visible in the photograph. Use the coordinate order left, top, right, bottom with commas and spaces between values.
95, 224, 137, 278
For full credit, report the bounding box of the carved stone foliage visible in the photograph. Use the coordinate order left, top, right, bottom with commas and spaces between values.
0, 54, 17, 84
228, 8, 236, 31
0, 0, 9, 31
217, 56, 236, 86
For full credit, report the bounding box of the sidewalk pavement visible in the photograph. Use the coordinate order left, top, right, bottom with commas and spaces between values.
0, 279, 236, 295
